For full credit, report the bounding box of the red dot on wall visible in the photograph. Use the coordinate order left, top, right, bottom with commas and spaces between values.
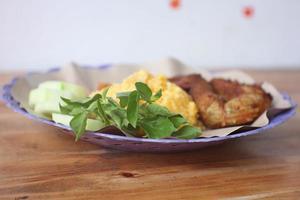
243, 6, 254, 18
170, 0, 181, 10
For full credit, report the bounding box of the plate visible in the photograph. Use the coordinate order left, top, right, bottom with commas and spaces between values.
1, 67, 297, 152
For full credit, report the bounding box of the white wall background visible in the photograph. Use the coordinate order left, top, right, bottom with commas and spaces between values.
0, 0, 300, 70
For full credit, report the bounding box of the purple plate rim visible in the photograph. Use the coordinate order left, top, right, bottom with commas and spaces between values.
1, 65, 297, 144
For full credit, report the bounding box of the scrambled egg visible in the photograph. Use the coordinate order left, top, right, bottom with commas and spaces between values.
95, 70, 198, 125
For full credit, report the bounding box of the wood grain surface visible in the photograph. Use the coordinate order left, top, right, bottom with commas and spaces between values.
0, 70, 299, 200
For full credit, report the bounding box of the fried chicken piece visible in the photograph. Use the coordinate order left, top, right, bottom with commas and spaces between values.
188, 76, 226, 128
211, 79, 272, 127
169, 75, 198, 91
170, 75, 272, 128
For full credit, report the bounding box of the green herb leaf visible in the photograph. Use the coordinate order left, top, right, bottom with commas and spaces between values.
169, 114, 188, 128
135, 82, 152, 102
110, 109, 127, 127
70, 112, 88, 141
151, 89, 162, 102
60, 96, 91, 108
60, 97, 82, 107
127, 91, 139, 127
107, 97, 120, 107
140, 116, 176, 139
172, 125, 201, 139
102, 87, 109, 99
146, 103, 172, 117
116, 91, 131, 108
59, 103, 84, 115
87, 101, 98, 112
82, 94, 101, 107
59, 103, 72, 114
101, 102, 118, 114
69, 107, 86, 115
96, 100, 109, 124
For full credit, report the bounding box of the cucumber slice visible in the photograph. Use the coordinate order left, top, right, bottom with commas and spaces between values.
39, 81, 64, 90
39, 81, 87, 97
29, 81, 88, 116
29, 88, 41, 107
34, 101, 61, 114
29, 88, 73, 107
52, 113, 105, 131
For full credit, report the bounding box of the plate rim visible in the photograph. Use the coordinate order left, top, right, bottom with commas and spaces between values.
1, 65, 297, 144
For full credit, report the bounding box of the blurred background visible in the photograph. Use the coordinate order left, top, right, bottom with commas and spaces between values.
0, 0, 300, 70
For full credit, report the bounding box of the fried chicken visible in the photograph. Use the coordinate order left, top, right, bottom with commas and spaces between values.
170, 74, 272, 128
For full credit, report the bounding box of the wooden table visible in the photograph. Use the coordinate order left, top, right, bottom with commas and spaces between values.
0, 70, 299, 200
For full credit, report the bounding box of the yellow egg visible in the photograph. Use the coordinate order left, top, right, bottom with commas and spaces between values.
93, 70, 199, 125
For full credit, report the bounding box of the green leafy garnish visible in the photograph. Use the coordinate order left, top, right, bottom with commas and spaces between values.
140, 116, 176, 138
135, 82, 152, 102
151, 89, 162, 102
70, 112, 88, 141
116, 91, 131, 108
172, 125, 201, 139
145, 103, 172, 117
60, 82, 202, 140
169, 114, 188, 128
127, 91, 139, 127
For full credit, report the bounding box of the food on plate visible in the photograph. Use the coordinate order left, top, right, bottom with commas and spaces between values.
29, 77, 201, 140
169, 74, 272, 128
92, 70, 199, 125
60, 82, 201, 140
28, 69, 272, 141
29, 81, 87, 116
